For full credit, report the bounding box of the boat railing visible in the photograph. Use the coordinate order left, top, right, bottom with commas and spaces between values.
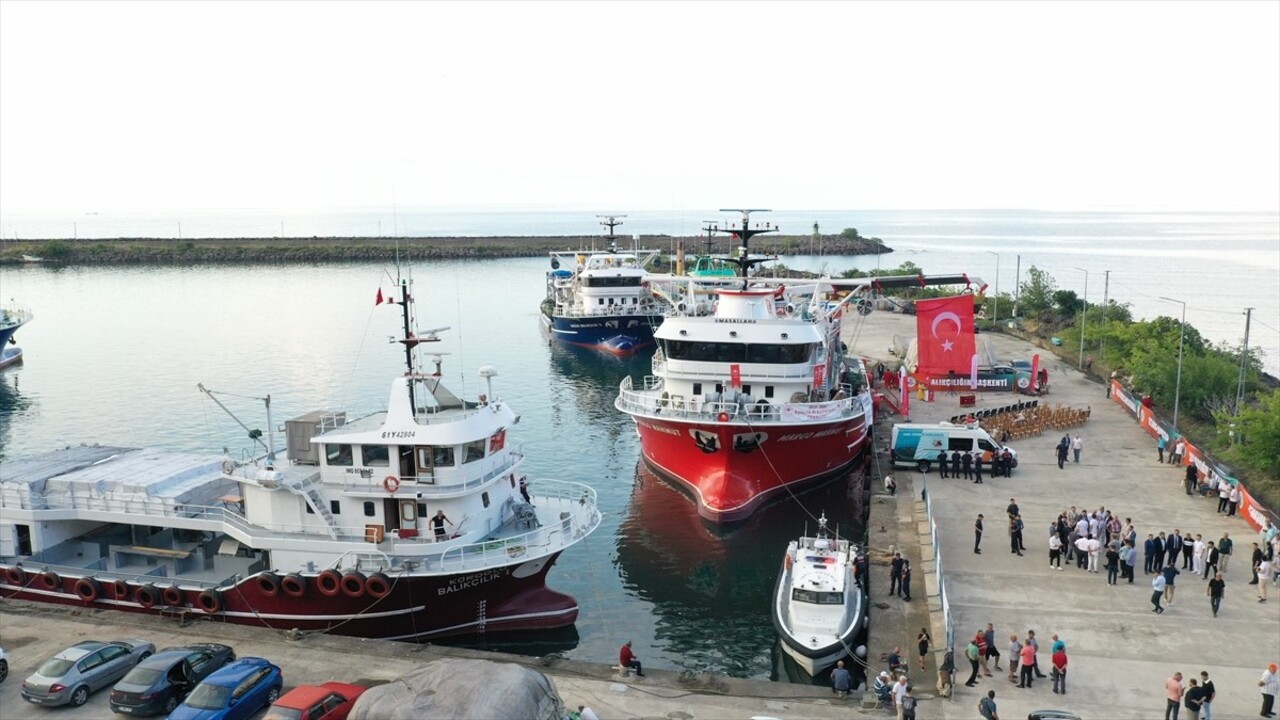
9, 560, 233, 591
617, 376, 857, 423
4, 491, 375, 543
404, 480, 601, 574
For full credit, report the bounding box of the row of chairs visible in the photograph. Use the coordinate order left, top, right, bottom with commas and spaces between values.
982, 403, 1091, 440
948, 399, 1039, 425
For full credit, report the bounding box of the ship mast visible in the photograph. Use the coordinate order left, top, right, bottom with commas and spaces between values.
717, 208, 777, 290
597, 214, 626, 253
391, 274, 447, 415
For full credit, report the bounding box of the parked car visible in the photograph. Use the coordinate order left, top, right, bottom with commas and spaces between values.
168, 657, 282, 720
1, 646, 9, 683
263, 682, 367, 720
21, 639, 155, 707
110, 643, 237, 716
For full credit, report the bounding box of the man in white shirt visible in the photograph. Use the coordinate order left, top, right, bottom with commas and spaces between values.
1193, 535, 1207, 576
1087, 535, 1102, 573
893, 674, 909, 720
1074, 535, 1091, 571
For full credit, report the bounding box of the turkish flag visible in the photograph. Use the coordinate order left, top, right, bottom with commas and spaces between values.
375, 288, 384, 305
730, 363, 742, 389
916, 295, 977, 376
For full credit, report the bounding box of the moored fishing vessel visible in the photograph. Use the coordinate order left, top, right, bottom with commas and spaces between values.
540, 215, 665, 355
771, 513, 864, 675
615, 209, 977, 523
0, 303, 32, 370
0, 274, 601, 641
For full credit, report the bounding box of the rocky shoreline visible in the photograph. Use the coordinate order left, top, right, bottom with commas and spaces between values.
0, 234, 890, 266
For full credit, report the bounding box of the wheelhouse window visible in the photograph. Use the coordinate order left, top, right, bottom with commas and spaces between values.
662, 340, 814, 364
583, 276, 641, 288
360, 445, 390, 467
463, 440, 486, 464
791, 588, 844, 605
363, 501, 375, 517
325, 444, 353, 466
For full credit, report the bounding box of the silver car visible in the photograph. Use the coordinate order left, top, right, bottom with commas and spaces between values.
21, 639, 156, 708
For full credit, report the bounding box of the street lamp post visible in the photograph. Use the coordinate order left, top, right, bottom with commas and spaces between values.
986, 251, 1000, 323
1159, 296, 1187, 432
1075, 268, 1088, 370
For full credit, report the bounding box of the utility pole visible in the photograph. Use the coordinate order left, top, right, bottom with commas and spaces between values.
1075, 268, 1089, 370
1100, 270, 1110, 363
986, 251, 1000, 323
1236, 307, 1253, 417
1013, 254, 1021, 318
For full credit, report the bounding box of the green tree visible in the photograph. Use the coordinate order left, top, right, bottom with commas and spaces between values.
1018, 266, 1055, 314
1229, 389, 1280, 476
1053, 290, 1082, 315
839, 228, 862, 239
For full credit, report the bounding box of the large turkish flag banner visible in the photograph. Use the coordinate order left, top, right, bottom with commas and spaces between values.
916, 295, 977, 376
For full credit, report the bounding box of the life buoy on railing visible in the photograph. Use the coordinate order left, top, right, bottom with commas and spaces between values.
281, 573, 306, 598
74, 577, 100, 603
3, 566, 25, 585
257, 572, 281, 597
39, 571, 61, 591
196, 589, 223, 614
340, 571, 367, 598
112, 579, 130, 599
365, 572, 392, 599
136, 584, 160, 609
316, 570, 342, 597
717, 412, 730, 423
383, 475, 400, 494
162, 585, 184, 607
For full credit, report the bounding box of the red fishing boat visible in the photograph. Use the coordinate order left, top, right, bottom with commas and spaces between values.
615, 209, 975, 523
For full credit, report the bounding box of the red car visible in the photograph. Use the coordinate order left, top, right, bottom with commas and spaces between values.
262, 682, 367, 720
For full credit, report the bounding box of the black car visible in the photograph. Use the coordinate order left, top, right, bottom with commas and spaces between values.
109, 643, 236, 716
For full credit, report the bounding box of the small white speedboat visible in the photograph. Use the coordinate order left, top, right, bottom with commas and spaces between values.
771, 514, 865, 675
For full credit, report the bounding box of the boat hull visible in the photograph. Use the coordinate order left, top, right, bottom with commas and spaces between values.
0, 555, 577, 641
631, 414, 870, 523
542, 313, 661, 355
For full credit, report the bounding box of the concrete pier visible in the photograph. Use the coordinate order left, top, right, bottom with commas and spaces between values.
850, 310, 1280, 720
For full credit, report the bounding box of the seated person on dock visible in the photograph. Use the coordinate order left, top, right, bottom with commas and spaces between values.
619, 640, 645, 677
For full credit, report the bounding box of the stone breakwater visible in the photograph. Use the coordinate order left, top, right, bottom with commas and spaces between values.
0, 235, 890, 266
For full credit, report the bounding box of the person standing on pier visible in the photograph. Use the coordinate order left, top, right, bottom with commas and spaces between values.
1158, 435, 1167, 463
1184, 678, 1205, 720
1199, 671, 1216, 720
1259, 662, 1279, 718
1049, 532, 1063, 569
917, 627, 931, 671
1250, 542, 1265, 584
962, 451, 973, 480
964, 639, 982, 687
1206, 572, 1225, 617
978, 690, 999, 720
974, 451, 984, 483
901, 559, 914, 601
1010, 515, 1025, 556
1167, 531, 1184, 570
1017, 639, 1036, 688
1228, 483, 1240, 516
1204, 541, 1219, 578
951, 449, 961, 478
1193, 535, 1206, 576
974, 514, 984, 554
1218, 533, 1233, 573
1056, 435, 1069, 469
1006, 634, 1021, 684
1155, 532, 1169, 571
1152, 573, 1167, 614
1071, 434, 1083, 463
984, 623, 1002, 673
938, 449, 949, 478
1162, 561, 1181, 606
890, 552, 905, 596
1165, 671, 1184, 720
1123, 540, 1138, 583
1051, 644, 1068, 695
1257, 555, 1272, 603
1145, 534, 1158, 574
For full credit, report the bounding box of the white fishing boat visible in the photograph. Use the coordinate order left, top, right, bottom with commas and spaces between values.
0, 272, 602, 641
771, 514, 864, 675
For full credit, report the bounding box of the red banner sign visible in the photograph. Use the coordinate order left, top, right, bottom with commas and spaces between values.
730, 363, 741, 389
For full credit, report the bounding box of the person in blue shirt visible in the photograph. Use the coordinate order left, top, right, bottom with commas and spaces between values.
831, 660, 851, 697
1161, 561, 1181, 606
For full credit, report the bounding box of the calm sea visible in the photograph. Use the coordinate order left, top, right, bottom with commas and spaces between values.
0, 209, 1277, 680
4, 208, 1276, 375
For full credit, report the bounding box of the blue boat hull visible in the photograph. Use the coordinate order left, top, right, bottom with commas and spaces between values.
541, 313, 662, 355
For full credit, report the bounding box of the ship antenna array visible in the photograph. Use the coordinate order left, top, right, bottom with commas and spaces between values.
596, 214, 626, 252
716, 208, 776, 290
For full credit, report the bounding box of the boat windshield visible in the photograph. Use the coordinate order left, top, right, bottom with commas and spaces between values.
582, 276, 642, 288
792, 588, 844, 605
663, 340, 814, 364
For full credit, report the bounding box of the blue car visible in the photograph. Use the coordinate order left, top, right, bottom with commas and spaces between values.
168, 658, 282, 720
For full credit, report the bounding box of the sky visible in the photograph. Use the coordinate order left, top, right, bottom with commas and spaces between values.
1, 0, 1278, 213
